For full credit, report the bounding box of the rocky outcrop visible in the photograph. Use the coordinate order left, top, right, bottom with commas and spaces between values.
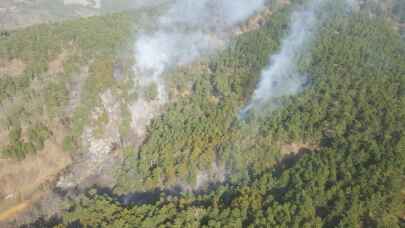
57, 89, 122, 189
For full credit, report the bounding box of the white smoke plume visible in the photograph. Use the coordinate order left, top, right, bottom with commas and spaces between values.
133, 0, 266, 101
240, 0, 354, 117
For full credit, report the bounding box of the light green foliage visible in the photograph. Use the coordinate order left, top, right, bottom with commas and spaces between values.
45, 80, 69, 118
62, 135, 76, 153
144, 83, 158, 101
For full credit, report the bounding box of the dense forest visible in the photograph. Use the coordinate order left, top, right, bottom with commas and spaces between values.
50, 2, 405, 228
0, 0, 404, 227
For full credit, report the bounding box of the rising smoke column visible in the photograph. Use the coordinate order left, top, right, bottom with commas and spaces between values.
133, 0, 265, 101
129, 0, 266, 139
241, 0, 349, 117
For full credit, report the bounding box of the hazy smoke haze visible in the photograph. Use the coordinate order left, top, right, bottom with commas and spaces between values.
133, 0, 265, 100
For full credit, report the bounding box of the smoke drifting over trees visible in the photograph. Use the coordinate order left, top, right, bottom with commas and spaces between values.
241, 0, 355, 116
133, 0, 265, 100
3, 0, 405, 226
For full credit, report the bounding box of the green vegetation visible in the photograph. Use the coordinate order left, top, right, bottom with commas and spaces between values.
0, 12, 137, 158
144, 83, 159, 101
56, 4, 404, 228
1, 123, 50, 160
1, 1, 404, 227
116, 8, 288, 191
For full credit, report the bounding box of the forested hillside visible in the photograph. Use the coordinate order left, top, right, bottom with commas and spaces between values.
50, 3, 405, 228
0, 0, 404, 227
0, 8, 153, 225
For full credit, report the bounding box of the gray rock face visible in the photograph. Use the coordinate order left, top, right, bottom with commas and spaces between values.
57, 89, 122, 189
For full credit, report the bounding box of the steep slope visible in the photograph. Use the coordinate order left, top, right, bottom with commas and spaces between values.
55, 4, 405, 228
0, 0, 404, 227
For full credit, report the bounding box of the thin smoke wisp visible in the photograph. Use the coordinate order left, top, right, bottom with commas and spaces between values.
240, 0, 344, 117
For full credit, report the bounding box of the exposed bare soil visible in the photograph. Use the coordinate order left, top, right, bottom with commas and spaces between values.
0, 59, 26, 77
280, 142, 318, 155
48, 50, 69, 75
0, 131, 8, 148
0, 136, 72, 222
238, 7, 274, 34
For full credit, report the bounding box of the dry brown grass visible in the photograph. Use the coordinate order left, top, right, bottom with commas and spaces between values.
0, 131, 8, 148
208, 96, 220, 104
280, 142, 318, 155
278, 142, 319, 166
48, 50, 68, 75
236, 7, 273, 35
0, 141, 71, 199
0, 59, 26, 77
0, 136, 72, 222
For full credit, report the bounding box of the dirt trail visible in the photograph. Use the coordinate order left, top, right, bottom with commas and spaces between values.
0, 202, 29, 222
0, 203, 29, 222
